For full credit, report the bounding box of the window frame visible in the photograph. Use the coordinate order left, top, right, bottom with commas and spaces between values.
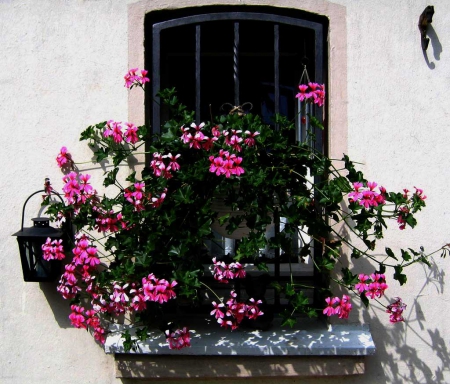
145, 6, 328, 314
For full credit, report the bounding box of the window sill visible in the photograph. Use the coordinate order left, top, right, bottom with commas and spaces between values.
105, 318, 375, 378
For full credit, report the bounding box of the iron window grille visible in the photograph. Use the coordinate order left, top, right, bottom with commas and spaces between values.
144, 6, 328, 315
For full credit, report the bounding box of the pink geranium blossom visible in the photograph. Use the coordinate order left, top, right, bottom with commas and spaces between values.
124, 122, 139, 144
56, 147, 73, 168
165, 327, 191, 350
124, 68, 150, 88
69, 305, 87, 329
323, 295, 352, 319
386, 297, 407, 323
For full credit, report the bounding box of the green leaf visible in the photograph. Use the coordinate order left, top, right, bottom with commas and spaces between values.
126, 171, 136, 183
255, 262, 269, 272
94, 147, 110, 163
103, 167, 119, 187
400, 249, 411, 262
291, 291, 309, 309
285, 283, 296, 297
351, 249, 361, 259
280, 309, 297, 328
135, 327, 149, 342
393, 266, 407, 285
341, 267, 358, 286
385, 247, 398, 261
360, 292, 369, 308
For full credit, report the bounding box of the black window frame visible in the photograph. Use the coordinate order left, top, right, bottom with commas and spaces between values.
144, 5, 329, 314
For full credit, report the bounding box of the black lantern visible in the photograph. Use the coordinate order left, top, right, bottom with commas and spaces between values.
12, 188, 67, 282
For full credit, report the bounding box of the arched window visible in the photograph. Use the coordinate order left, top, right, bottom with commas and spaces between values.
144, 6, 328, 311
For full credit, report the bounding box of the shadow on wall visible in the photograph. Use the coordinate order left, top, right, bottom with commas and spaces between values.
39, 281, 73, 329
423, 25, 442, 69
364, 256, 448, 384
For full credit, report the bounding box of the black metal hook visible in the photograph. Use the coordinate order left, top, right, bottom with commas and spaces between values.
418, 6, 434, 51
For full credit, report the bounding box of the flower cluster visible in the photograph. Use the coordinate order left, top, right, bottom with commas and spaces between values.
56, 234, 99, 300
93, 207, 127, 233
211, 291, 264, 330
56, 146, 73, 169
142, 273, 177, 304
69, 305, 107, 344
295, 82, 325, 107
103, 120, 140, 145
355, 273, 388, 299
209, 150, 244, 177
72, 234, 100, 267
165, 327, 191, 350
323, 295, 352, 319
150, 152, 181, 179
181, 123, 260, 152
386, 297, 407, 323
348, 181, 386, 208
41, 238, 65, 261
124, 68, 150, 88
124, 182, 167, 211
212, 257, 246, 283
62, 171, 97, 206
60, 251, 179, 344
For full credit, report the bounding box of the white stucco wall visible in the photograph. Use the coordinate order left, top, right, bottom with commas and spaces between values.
1, 1, 449, 383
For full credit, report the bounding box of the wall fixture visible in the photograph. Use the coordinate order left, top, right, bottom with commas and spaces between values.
12, 184, 68, 282
418, 5, 434, 50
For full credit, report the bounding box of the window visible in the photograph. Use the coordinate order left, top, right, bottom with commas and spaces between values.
144, 5, 328, 313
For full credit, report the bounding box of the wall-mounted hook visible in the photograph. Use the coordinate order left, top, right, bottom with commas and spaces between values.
418, 5, 434, 51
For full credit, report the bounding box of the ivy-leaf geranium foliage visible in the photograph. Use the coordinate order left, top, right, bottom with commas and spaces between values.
42, 68, 446, 351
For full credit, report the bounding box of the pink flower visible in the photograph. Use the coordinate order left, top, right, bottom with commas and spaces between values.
111, 282, 130, 303
124, 122, 139, 144
180, 126, 192, 144
243, 130, 260, 147
69, 305, 87, 329
211, 126, 221, 137
124, 68, 150, 88
323, 295, 352, 319
386, 297, 407, 323
164, 153, 181, 171
142, 274, 177, 304
165, 327, 191, 350
397, 206, 409, 230
414, 186, 427, 201
93, 326, 106, 344
355, 274, 369, 293
209, 156, 225, 176
210, 301, 225, 319
212, 258, 246, 283
337, 295, 352, 319
56, 147, 73, 168
323, 297, 336, 316
112, 122, 123, 143
130, 288, 147, 312
295, 83, 326, 106
295, 84, 309, 101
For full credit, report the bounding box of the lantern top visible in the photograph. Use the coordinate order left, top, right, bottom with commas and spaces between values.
12, 217, 64, 238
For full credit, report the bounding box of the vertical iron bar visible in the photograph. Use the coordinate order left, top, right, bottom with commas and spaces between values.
274, 24, 280, 120
152, 27, 161, 134
274, 207, 280, 308
233, 22, 240, 106
195, 24, 201, 123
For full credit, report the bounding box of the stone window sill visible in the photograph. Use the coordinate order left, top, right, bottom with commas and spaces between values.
105, 318, 375, 379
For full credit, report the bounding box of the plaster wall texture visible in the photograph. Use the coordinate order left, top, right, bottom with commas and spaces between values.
1, 1, 449, 383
